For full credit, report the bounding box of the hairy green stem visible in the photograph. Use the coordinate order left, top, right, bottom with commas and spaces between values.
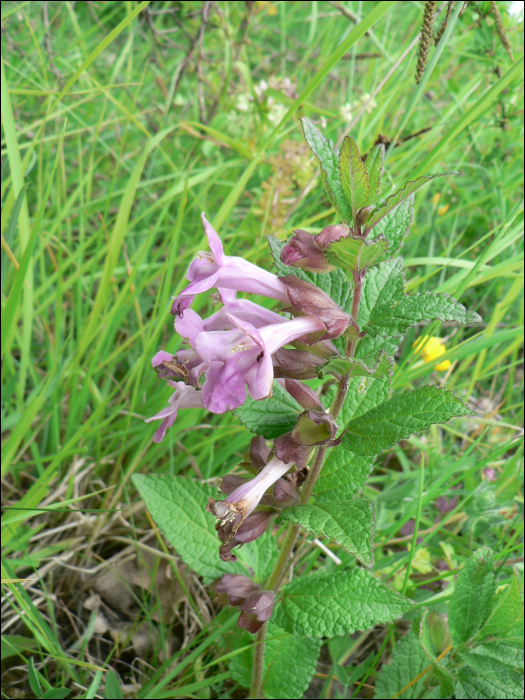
249, 268, 367, 698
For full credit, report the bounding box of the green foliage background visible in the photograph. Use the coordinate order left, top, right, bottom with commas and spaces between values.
1, 1, 523, 698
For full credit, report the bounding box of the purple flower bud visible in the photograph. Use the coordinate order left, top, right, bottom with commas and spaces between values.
216, 574, 260, 606
272, 479, 300, 507
281, 275, 353, 341
218, 511, 275, 562
250, 435, 271, 472
219, 475, 249, 497
282, 379, 323, 410
272, 348, 322, 380
355, 206, 375, 228
484, 467, 497, 482
238, 590, 276, 634
274, 433, 314, 469
279, 226, 351, 273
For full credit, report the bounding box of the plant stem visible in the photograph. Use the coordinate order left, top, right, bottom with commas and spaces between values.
250, 267, 367, 699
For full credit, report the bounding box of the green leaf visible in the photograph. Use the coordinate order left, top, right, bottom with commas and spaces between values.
448, 547, 496, 646
358, 257, 405, 327
273, 568, 413, 637
369, 195, 414, 261
339, 135, 370, 224
300, 118, 352, 222
363, 172, 457, 234
375, 632, 430, 699
321, 375, 391, 430
105, 670, 123, 700
364, 143, 385, 203
419, 611, 455, 697
480, 569, 524, 639
234, 380, 302, 439
320, 353, 393, 380
132, 475, 247, 584
455, 653, 524, 699
341, 385, 473, 456
314, 448, 374, 503
367, 292, 482, 338
277, 499, 375, 567
266, 234, 353, 314
229, 622, 322, 699
469, 641, 524, 670
326, 236, 389, 273
354, 334, 400, 370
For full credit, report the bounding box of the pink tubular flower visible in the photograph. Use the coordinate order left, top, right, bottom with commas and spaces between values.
171, 214, 290, 315
207, 456, 293, 540
196, 314, 327, 413
145, 381, 203, 443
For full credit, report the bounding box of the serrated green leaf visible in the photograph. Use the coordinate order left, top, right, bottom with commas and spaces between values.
277, 499, 374, 567
266, 234, 353, 314
354, 257, 405, 367
132, 475, 247, 583
456, 653, 524, 699
233, 380, 302, 439
357, 257, 405, 327
273, 568, 413, 638
369, 195, 414, 261
481, 569, 524, 639
375, 632, 430, 699
300, 118, 352, 222
341, 386, 473, 456
339, 136, 370, 224
363, 172, 456, 234
229, 622, 321, 699
326, 235, 389, 273
320, 353, 393, 380
314, 448, 374, 503
367, 292, 482, 338
448, 547, 496, 646
469, 641, 524, 670
321, 375, 391, 430
364, 143, 385, 203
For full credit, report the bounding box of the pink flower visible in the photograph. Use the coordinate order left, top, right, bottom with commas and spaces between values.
144, 381, 203, 443
207, 456, 293, 540
171, 214, 290, 315
196, 314, 327, 413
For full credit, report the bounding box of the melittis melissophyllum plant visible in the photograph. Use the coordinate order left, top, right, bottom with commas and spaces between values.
134, 118, 482, 697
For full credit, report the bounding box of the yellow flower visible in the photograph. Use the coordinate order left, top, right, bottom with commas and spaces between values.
256, 0, 278, 15
437, 203, 450, 216
431, 193, 441, 206
413, 336, 451, 372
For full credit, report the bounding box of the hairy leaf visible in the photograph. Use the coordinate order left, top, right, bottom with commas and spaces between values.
277, 499, 374, 567
132, 475, 246, 583
314, 449, 374, 502
469, 641, 524, 670
321, 375, 391, 430
326, 235, 389, 273
358, 257, 405, 327
341, 385, 473, 456
367, 291, 482, 337
480, 569, 523, 639
267, 234, 353, 314
229, 622, 322, 699
369, 195, 414, 261
449, 547, 496, 646
364, 143, 385, 203
375, 632, 430, 699
274, 568, 413, 638
363, 172, 457, 233
339, 135, 370, 223
300, 118, 352, 222
456, 653, 524, 699
234, 379, 302, 439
